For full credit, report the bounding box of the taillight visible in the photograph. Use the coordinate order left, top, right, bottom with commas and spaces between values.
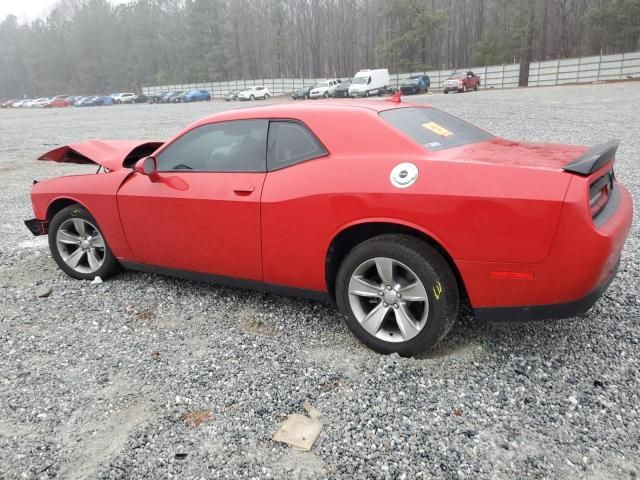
589, 170, 614, 218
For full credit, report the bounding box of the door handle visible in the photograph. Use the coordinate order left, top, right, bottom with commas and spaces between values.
233, 186, 255, 195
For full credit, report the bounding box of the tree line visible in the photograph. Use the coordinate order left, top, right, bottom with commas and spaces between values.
0, 0, 638, 98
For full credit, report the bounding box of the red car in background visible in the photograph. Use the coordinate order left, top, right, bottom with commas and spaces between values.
44, 95, 73, 108
443, 71, 481, 93
24, 99, 632, 355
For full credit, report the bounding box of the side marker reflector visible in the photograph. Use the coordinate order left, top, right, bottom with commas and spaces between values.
490, 271, 535, 280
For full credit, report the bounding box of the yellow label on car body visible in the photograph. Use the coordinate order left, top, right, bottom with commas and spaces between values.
422, 122, 453, 137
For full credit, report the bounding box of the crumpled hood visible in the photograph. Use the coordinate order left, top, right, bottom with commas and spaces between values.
38, 140, 163, 171
441, 138, 589, 170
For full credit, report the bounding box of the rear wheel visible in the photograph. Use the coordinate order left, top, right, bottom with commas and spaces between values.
48, 205, 119, 281
264, 93, 270, 100
336, 234, 459, 355
250, 94, 255, 101
474, 84, 479, 91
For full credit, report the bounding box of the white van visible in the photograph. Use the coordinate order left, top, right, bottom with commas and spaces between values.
348, 69, 390, 97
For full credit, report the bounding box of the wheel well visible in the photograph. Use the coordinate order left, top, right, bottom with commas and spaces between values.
46, 198, 79, 221
325, 222, 468, 303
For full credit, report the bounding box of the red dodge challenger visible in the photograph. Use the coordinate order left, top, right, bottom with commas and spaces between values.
25, 98, 633, 354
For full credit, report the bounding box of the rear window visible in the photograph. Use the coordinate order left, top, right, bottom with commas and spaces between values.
379, 107, 494, 151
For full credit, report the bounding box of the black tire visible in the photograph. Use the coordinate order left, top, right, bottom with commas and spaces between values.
474, 84, 479, 91
444, 89, 449, 94
250, 94, 255, 101
264, 93, 270, 100
48, 204, 120, 281
323, 91, 329, 98
364, 91, 369, 97
336, 234, 459, 356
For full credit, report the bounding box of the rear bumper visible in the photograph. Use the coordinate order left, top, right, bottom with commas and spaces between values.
473, 256, 620, 322
460, 181, 632, 315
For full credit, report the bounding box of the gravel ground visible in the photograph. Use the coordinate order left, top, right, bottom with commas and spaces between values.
1, 84, 639, 480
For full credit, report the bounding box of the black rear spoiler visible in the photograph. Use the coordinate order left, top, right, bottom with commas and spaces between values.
563, 139, 619, 175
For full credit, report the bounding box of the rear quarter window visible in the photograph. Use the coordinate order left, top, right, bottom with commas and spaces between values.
379, 107, 494, 151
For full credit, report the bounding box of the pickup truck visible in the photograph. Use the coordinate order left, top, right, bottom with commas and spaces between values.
443, 71, 480, 93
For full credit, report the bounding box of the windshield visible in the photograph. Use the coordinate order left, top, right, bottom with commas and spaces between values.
352, 76, 368, 85
380, 107, 494, 151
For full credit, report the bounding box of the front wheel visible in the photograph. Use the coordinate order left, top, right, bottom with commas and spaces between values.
48, 205, 120, 281
250, 94, 255, 101
474, 84, 479, 91
336, 235, 459, 355
264, 93, 270, 100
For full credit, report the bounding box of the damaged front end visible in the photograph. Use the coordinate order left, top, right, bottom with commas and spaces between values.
24, 218, 48, 236
38, 140, 163, 172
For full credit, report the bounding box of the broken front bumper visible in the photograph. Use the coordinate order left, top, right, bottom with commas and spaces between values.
24, 218, 48, 236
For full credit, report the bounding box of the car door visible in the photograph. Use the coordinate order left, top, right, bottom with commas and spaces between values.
117, 119, 268, 281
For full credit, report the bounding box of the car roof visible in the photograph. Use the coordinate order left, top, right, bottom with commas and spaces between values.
192, 100, 429, 126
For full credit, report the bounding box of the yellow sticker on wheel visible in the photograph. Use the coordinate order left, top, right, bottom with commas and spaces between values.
422, 122, 453, 137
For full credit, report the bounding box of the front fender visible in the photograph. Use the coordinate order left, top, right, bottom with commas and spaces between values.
31, 170, 134, 259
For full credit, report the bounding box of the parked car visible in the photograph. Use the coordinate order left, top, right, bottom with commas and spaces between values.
224, 89, 240, 101
132, 94, 149, 104
118, 93, 137, 104
147, 93, 165, 103
401, 75, 430, 95
66, 96, 83, 105
162, 91, 183, 103
1, 99, 20, 108
348, 69, 390, 97
26, 100, 632, 355
182, 89, 211, 102
13, 98, 34, 107
291, 86, 312, 100
110, 93, 134, 103
74, 96, 97, 107
443, 71, 481, 93
25, 97, 49, 107
333, 81, 352, 98
237, 86, 270, 101
170, 92, 188, 103
44, 95, 72, 108
309, 79, 341, 99
94, 96, 114, 106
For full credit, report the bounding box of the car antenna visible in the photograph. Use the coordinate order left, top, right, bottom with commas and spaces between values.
386, 91, 402, 103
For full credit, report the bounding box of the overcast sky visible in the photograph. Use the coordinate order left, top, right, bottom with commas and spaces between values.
0, 0, 128, 21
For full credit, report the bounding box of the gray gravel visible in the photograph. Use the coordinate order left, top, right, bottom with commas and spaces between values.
1, 84, 639, 479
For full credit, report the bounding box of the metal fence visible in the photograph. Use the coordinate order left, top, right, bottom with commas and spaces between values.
142, 50, 640, 99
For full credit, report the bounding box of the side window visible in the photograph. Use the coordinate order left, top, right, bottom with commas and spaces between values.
267, 121, 327, 171
155, 120, 268, 173
367, 77, 372, 84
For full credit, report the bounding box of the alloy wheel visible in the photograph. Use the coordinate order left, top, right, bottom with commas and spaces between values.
55, 218, 106, 274
348, 257, 430, 343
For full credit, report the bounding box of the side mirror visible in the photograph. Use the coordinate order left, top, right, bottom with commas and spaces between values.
134, 156, 157, 175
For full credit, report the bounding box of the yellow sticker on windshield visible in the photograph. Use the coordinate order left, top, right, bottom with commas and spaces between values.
422, 122, 453, 137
